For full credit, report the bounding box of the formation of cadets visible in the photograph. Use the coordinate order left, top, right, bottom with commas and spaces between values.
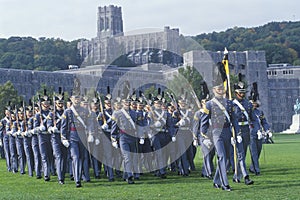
0, 66, 273, 191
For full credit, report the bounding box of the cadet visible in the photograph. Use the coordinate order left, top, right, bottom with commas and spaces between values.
30, 103, 42, 179
232, 81, 254, 185
61, 94, 92, 188
99, 95, 115, 182
34, 94, 52, 181
7, 109, 18, 173
47, 92, 67, 184
111, 98, 137, 184
193, 99, 215, 179
0, 106, 12, 172
175, 98, 194, 176
23, 105, 34, 177
200, 65, 240, 191
147, 97, 168, 179
249, 98, 272, 175
16, 106, 26, 175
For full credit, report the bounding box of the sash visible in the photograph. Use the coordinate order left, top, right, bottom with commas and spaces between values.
212, 98, 231, 122
180, 110, 190, 124
154, 110, 166, 124
233, 99, 249, 121
104, 110, 112, 124
121, 109, 136, 130
70, 106, 87, 129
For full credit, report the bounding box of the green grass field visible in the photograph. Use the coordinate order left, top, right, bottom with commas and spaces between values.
0, 134, 299, 200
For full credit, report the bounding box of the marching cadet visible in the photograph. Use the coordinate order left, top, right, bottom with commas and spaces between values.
249, 85, 272, 175
147, 95, 168, 179
89, 98, 102, 179
99, 94, 115, 181
7, 108, 19, 174
34, 94, 52, 181
23, 105, 34, 177
111, 98, 123, 178
31, 103, 42, 179
111, 98, 137, 184
200, 64, 240, 191
16, 106, 26, 175
61, 93, 92, 188
175, 98, 194, 176
193, 99, 215, 180
0, 106, 12, 172
47, 92, 67, 184
80, 97, 91, 183
232, 80, 254, 185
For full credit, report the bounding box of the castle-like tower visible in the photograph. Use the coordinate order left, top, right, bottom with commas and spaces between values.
97, 5, 124, 38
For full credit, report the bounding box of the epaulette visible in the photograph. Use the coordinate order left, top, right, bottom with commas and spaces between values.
202, 107, 209, 115
194, 116, 199, 121
201, 132, 209, 139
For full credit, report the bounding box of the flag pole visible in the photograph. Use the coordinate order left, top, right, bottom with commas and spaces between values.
222, 47, 238, 179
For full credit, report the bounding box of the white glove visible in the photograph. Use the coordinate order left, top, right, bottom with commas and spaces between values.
112, 141, 118, 148
0, 140, 3, 147
23, 131, 28, 137
6, 131, 12, 135
257, 130, 263, 140
154, 121, 161, 128
231, 137, 236, 146
237, 135, 243, 143
101, 123, 109, 130
267, 130, 273, 138
12, 131, 17, 137
95, 138, 100, 145
171, 136, 176, 142
39, 125, 46, 132
33, 128, 39, 134
193, 139, 198, 147
53, 127, 59, 133
139, 138, 145, 145
148, 133, 153, 139
203, 139, 212, 149
48, 126, 54, 133
177, 119, 185, 127
62, 140, 70, 148
88, 134, 94, 143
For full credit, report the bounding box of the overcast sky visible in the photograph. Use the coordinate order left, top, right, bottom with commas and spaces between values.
1, 0, 299, 41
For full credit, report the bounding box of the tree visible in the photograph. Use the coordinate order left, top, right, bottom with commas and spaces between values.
0, 81, 23, 118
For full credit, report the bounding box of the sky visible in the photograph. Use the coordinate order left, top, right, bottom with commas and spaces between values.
1, 0, 300, 41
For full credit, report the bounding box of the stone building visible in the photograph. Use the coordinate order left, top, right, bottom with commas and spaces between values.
267, 64, 300, 132
77, 5, 182, 67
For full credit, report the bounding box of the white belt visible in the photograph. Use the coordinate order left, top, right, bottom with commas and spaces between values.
238, 121, 249, 126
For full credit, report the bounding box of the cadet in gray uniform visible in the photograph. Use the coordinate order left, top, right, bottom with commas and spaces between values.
111, 98, 138, 184
0, 107, 12, 172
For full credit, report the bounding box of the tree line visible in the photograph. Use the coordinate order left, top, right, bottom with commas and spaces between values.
1, 21, 300, 71
193, 21, 300, 65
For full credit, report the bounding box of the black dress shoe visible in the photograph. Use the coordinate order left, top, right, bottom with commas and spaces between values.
58, 180, 64, 185
76, 182, 82, 188
108, 178, 115, 182
255, 172, 261, 176
249, 168, 256, 174
127, 177, 134, 184
245, 177, 254, 185
36, 175, 42, 179
160, 174, 167, 179
213, 183, 221, 189
70, 176, 74, 181
95, 176, 100, 179
233, 178, 240, 183
44, 176, 50, 181
222, 185, 231, 191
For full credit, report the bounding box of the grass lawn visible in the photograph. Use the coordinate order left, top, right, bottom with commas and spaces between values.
0, 134, 299, 200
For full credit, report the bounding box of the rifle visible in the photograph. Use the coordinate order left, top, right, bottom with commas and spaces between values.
140, 91, 157, 122
97, 92, 107, 125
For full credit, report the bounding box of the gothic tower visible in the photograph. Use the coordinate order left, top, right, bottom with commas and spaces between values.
97, 5, 124, 38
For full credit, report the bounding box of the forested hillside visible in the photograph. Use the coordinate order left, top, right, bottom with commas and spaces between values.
0, 37, 82, 71
193, 21, 300, 65
1, 21, 300, 71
